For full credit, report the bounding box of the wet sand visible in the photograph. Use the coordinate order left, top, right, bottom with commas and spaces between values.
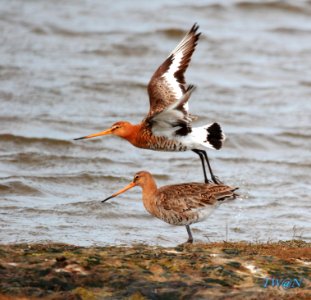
0, 241, 310, 299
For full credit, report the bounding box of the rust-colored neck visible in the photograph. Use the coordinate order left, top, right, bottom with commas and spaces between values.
141, 175, 158, 216
117, 123, 142, 146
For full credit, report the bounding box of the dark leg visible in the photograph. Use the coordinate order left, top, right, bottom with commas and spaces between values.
192, 149, 210, 183
186, 225, 193, 243
201, 150, 222, 184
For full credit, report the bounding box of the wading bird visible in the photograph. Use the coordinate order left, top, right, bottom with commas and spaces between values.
102, 171, 238, 243
75, 24, 225, 184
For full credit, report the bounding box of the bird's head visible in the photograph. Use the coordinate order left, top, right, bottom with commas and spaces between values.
101, 171, 153, 203
131, 171, 152, 187
74, 121, 133, 140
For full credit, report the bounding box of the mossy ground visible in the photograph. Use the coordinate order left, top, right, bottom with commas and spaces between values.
0, 241, 310, 299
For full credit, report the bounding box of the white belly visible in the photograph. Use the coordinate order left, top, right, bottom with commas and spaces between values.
196, 205, 219, 223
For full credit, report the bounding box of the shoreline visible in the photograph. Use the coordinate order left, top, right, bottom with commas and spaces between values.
0, 240, 310, 299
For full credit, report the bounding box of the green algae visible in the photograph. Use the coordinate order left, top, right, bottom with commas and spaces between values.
226, 261, 242, 269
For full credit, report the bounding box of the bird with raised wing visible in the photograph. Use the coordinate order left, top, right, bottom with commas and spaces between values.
75, 24, 225, 184
102, 171, 238, 243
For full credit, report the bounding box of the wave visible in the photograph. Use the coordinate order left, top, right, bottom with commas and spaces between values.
0, 181, 42, 196
156, 28, 188, 38
59, 201, 151, 220
2, 173, 127, 185
43, 24, 105, 38
0, 152, 117, 166
300, 80, 311, 87
269, 27, 311, 34
0, 134, 73, 147
176, 1, 310, 15
220, 156, 311, 168
279, 131, 311, 139
20, 206, 151, 220
227, 129, 310, 150
235, 1, 311, 15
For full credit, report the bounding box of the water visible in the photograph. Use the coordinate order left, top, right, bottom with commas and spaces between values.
0, 0, 310, 246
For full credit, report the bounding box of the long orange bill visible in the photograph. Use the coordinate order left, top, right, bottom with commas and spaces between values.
74, 128, 113, 140
102, 182, 137, 203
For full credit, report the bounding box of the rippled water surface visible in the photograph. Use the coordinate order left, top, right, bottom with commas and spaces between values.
1, 0, 310, 246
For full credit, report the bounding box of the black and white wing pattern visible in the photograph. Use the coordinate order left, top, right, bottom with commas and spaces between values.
145, 24, 201, 137
147, 85, 195, 137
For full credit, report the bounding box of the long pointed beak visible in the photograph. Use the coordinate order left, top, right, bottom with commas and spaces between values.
102, 182, 137, 203
74, 128, 113, 140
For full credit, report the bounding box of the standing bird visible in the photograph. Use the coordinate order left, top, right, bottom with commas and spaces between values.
102, 171, 238, 243
75, 24, 225, 184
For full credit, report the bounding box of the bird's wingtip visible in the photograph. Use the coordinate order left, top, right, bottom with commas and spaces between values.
191, 23, 199, 31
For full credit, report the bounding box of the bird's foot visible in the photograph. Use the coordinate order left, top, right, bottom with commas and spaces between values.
211, 175, 223, 184
186, 238, 193, 244
176, 240, 194, 251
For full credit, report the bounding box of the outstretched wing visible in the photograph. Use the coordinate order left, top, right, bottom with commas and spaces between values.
147, 23, 201, 118
146, 85, 195, 137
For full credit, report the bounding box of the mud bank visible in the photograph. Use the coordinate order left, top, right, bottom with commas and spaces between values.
0, 241, 310, 299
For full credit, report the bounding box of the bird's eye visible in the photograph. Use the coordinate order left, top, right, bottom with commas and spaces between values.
134, 175, 139, 181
